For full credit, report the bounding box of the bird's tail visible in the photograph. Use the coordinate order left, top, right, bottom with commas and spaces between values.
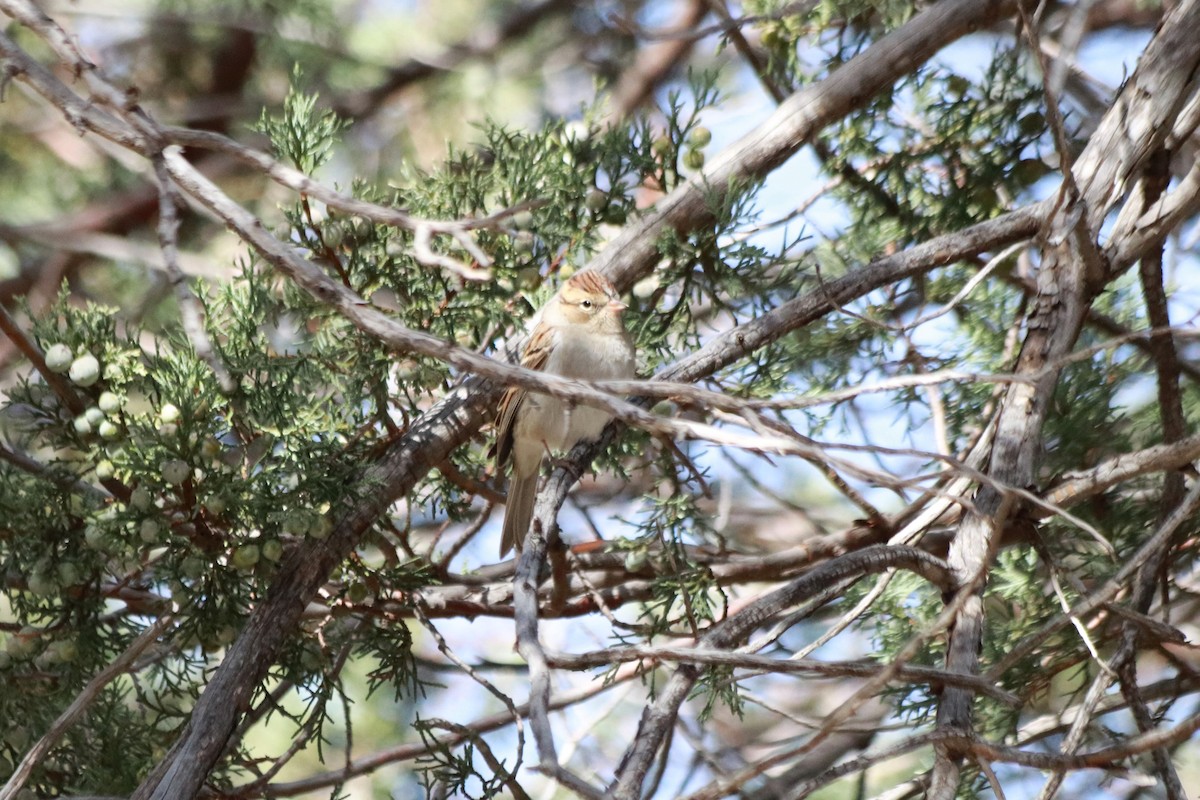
500, 471, 539, 558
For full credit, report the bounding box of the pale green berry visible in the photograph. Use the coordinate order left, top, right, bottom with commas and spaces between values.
158, 403, 181, 424
682, 148, 706, 170
282, 510, 310, 536
68, 353, 101, 387
85, 406, 105, 426
585, 189, 607, 212
98, 420, 120, 440
633, 275, 660, 298
231, 543, 260, 570
261, 538, 284, 562
73, 416, 93, 435
624, 550, 650, 572
139, 519, 162, 543
687, 126, 712, 148
563, 120, 589, 141
83, 525, 106, 550
27, 571, 57, 597
49, 640, 78, 663
130, 486, 154, 511
309, 514, 334, 540
6, 633, 36, 659
95, 459, 115, 480
44, 344, 73, 373
97, 391, 123, 413
180, 556, 205, 580
161, 459, 190, 486
513, 230, 535, 254
56, 561, 81, 587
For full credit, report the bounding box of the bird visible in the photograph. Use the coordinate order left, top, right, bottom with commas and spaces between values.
493, 270, 636, 557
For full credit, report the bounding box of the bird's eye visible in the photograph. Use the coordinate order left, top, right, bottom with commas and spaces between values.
580, 299, 593, 309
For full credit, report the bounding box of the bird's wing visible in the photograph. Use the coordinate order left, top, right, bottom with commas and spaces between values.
492, 324, 554, 468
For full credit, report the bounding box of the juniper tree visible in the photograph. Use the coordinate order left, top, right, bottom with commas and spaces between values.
1, 1, 1199, 799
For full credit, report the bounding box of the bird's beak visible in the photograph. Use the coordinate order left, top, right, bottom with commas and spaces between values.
608, 298, 628, 313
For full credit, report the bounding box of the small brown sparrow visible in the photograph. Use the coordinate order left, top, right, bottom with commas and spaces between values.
494, 271, 636, 557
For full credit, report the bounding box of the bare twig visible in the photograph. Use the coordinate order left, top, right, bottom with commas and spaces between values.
412, 605, 526, 793
0, 442, 108, 499
546, 644, 1018, 704
151, 156, 237, 394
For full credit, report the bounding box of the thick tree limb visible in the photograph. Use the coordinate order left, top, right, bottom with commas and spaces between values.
1041, 432, 1200, 512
